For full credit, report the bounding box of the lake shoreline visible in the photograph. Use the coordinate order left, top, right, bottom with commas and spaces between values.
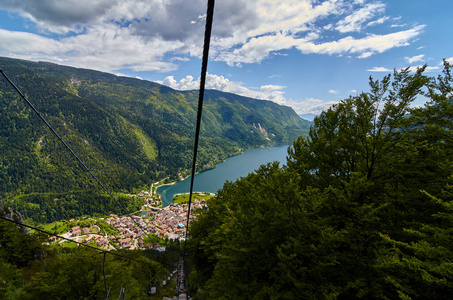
153, 147, 251, 194
157, 144, 289, 206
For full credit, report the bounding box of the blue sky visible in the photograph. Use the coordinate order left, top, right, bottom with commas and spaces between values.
0, 0, 451, 117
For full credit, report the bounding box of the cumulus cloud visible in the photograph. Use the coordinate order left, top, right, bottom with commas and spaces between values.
0, 25, 181, 72
158, 73, 338, 115
0, 0, 118, 32
0, 0, 426, 73
158, 73, 287, 105
329, 89, 338, 94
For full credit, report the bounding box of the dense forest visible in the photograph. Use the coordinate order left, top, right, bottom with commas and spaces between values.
0, 57, 310, 224
187, 61, 453, 299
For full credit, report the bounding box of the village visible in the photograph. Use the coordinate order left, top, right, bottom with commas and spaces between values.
48, 196, 208, 251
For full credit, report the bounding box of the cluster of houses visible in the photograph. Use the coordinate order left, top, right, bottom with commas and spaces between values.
70, 225, 90, 237
49, 198, 208, 250
70, 225, 109, 248
148, 199, 207, 241
107, 215, 148, 250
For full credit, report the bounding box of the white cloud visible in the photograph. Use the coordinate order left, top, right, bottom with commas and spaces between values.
391, 23, 406, 28
158, 73, 339, 115
367, 16, 390, 27
335, 3, 385, 33
367, 67, 392, 72
0, 0, 427, 72
171, 57, 190, 62
358, 51, 374, 59
157, 73, 287, 104
405, 54, 425, 64
161, 75, 194, 90
284, 97, 339, 115
0, 0, 119, 33
216, 33, 297, 66
294, 25, 425, 57
405, 65, 439, 73
0, 25, 181, 72
217, 24, 425, 66
367, 64, 439, 73
329, 89, 338, 94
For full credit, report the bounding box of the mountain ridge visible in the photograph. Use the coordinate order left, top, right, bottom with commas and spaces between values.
0, 56, 310, 223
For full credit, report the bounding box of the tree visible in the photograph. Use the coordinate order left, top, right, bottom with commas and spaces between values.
188, 63, 453, 299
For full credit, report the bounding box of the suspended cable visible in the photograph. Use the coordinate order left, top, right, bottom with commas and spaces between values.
0, 68, 154, 243
1, 0, 216, 296
183, 0, 215, 296
0, 215, 132, 260
184, 0, 215, 246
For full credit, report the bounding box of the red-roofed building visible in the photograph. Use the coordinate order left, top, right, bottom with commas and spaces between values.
119, 238, 131, 248
97, 238, 108, 247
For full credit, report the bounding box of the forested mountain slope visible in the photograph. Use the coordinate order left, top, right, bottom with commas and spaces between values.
0, 57, 310, 223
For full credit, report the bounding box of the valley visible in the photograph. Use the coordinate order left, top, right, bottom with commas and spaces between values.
0, 56, 310, 225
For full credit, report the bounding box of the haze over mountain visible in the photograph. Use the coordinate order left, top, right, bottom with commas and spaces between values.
299, 113, 316, 122
0, 56, 310, 223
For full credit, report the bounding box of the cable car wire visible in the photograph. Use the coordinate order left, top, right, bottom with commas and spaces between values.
183, 0, 216, 295
0, 215, 133, 260
1, 0, 216, 297
0, 68, 155, 244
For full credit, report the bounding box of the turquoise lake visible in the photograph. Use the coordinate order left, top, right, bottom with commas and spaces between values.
157, 145, 289, 206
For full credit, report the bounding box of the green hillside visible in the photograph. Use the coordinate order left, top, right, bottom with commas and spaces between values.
0, 57, 310, 223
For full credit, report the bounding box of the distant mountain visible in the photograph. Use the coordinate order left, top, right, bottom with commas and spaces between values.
0, 57, 310, 223
299, 113, 316, 122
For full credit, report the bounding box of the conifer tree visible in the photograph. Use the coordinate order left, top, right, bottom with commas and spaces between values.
188, 62, 453, 299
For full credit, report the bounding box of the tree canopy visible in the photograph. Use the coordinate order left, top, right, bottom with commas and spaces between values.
188, 61, 453, 299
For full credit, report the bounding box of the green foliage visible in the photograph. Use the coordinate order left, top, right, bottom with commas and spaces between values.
0, 209, 171, 299
0, 260, 22, 299
172, 192, 215, 204
0, 218, 45, 268
18, 248, 162, 300
188, 62, 453, 299
4, 191, 143, 224
0, 56, 310, 223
